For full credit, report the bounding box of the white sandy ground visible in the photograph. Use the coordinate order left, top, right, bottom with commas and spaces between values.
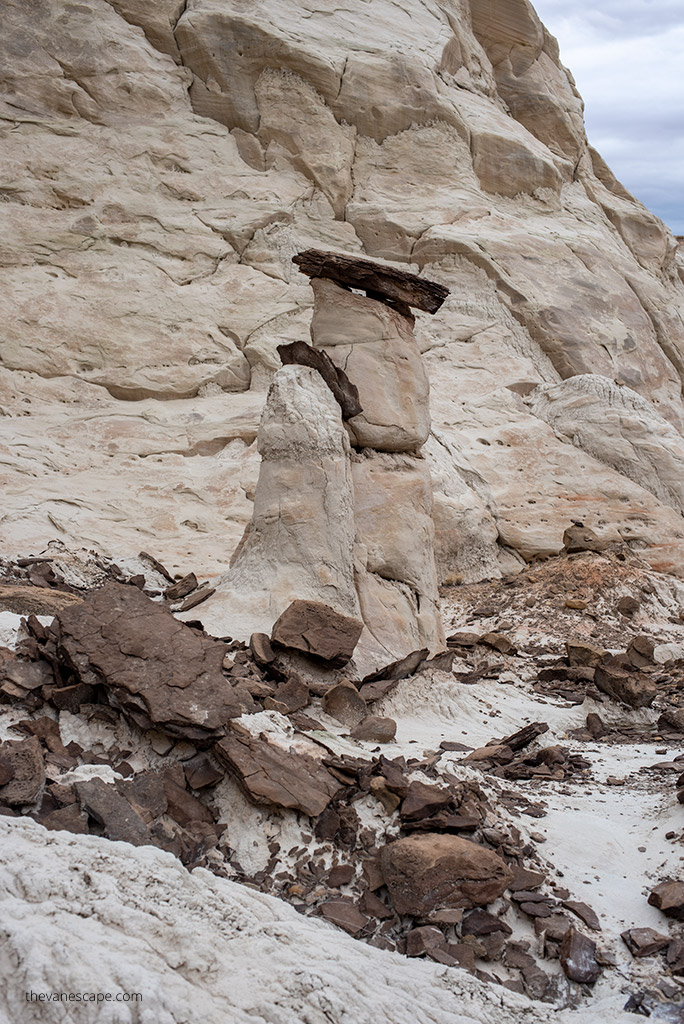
0, 816, 635, 1024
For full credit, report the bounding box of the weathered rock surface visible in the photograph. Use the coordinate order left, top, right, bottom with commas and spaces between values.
380, 833, 514, 915
0, 737, 44, 807
271, 600, 363, 667
214, 725, 343, 817
648, 881, 684, 921
55, 582, 242, 738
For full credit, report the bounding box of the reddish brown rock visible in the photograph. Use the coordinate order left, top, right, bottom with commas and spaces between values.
183, 754, 224, 790
648, 881, 684, 921
406, 925, 445, 957
621, 927, 671, 957
278, 340, 362, 420
165, 573, 198, 601
0, 737, 44, 807
75, 778, 152, 847
322, 680, 367, 728
350, 716, 396, 742
560, 927, 601, 984
462, 909, 512, 936
249, 632, 276, 667
271, 600, 363, 666
379, 833, 514, 915
400, 781, 452, 822
38, 803, 90, 834
563, 900, 601, 931
269, 677, 310, 714
54, 583, 242, 739
594, 661, 656, 708
319, 900, 369, 935
214, 725, 342, 817
566, 641, 606, 667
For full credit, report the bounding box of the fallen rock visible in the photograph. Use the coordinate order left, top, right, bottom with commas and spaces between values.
563, 900, 601, 931
75, 778, 152, 847
621, 927, 671, 957
400, 781, 453, 822
648, 881, 684, 921
0, 737, 45, 807
271, 600, 363, 667
350, 716, 397, 742
319, 900, 369, 936
165, 573, 198, 601
322, 680, 367, 728
560, 927, 601, 984
659, 709, 684, 733
627, 635, 657, 668
594, 661, 657, 709
249, 633, 276, 668
461, 910, 512, 936
406, 925, 445, 956
268, 677, 310, 715
379, 833, 514, 915
183, 754, 224, 791
54, 583, 242, 739
214, 726, 342, 817
563, 526, 608, 554
566, 641, 606, 667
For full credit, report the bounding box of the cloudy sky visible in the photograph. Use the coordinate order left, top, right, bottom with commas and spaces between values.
531, 0, 684, 234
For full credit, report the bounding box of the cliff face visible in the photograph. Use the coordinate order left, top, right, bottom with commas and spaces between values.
2, 0, 684, 583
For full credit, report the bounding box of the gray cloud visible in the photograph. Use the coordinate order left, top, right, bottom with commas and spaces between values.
532, 0, 684, 233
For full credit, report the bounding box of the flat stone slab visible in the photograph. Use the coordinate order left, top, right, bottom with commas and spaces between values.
214, 725, 343, 817
293, 248, 449, 315
271, 600, 363, 667
54, 582, 242, 740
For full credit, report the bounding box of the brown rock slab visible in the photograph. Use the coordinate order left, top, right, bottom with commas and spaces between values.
380, 833, 514, 915
183, 753, 224, 790
510, 866, 546, 891
54, 582, 242, 739
659, 709, 684, 732
499, 721, 549, 752
38, 803, 90, 835
0, 737, 44, 806
319, 900, 369, 936
566, 641, 606, 667
293, 248, 449, 315
627, 635, 656, 668
560, 927, 601, 984
621, 927, 671, 957
350, 716, 396, 742
322, 680, 367, 728
327, 864, 354, 887
362, 648, 428, 685
270, 677, 310, 714
75, 778, 152, 847
563, 900, 601, 931
400, 781, 452, 822
595, 661, 656, 709
271, 600, 363, 666
480, 632, 517, 655
214, 725, 342, 817
462, 909, 512, 936
249, 632, 275, 667
648, 881, 684, 921
359, 889, 393, 919
278, 341, 362, 420
165, 573, 198, 601
50, 682, 96, 713
406, 925, 445, 956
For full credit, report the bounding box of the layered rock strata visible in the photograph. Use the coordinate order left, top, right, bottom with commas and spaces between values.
194, 251, 447, 676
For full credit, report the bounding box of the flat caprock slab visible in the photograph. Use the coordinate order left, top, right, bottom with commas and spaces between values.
293, 249, 449, 315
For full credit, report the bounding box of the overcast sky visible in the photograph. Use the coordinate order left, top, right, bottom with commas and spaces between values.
531, 0, 684, 234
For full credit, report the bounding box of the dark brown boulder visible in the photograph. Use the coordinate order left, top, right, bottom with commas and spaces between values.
621, 927, 671, 957
560, 927, 601, 984
214, 725, 343, 817
400, 781, 452, 822
406, 925, 445, 956
648, 881, 684, 921
380, 833, 514, 915
271, 600, 363, 666
75, 778, 152, 847
594, 660, 656, 708
350, 715, 396, 742
319, 900, 369, 936
54, 582, 242, 739
322, 680, 367, 727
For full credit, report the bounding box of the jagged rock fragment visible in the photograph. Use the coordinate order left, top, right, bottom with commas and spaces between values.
560, 927, 601, 984
54, 582, 242, 739
406, 926, 445, 956
379, 833, 514, 915
75, 778, 152, 847
321, 680, 367, 727
594, 660, 657, 708
350, 716, 397, 742
272, 600, 363, 666
277, 341, 362, 419
648, 881, 684, 921
319, 901, 369, 936
214, 726, 342, 817
621, 927, 671, 957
